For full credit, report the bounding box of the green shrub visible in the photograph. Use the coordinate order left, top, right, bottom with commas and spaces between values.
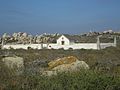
0, 68, 120, 90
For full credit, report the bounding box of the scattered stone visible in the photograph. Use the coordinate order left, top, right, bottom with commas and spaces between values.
48, 56, 77, 69
2, 56, 24, 69
42, 71, 57, 76
52, 60, 89, 72
42, 56, 89, 76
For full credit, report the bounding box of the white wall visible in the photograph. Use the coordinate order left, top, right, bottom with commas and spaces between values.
2, 44, 42, 49
2, 43, 115, 50
100, 43, 115, 49
48, 43, 98, 50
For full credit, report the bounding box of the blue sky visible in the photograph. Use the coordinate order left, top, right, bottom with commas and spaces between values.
0, 0, 120, 35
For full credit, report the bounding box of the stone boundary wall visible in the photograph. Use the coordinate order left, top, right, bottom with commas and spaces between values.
100, 43, 115, 49
47, 43, 97, 50
2, 43, 115, 50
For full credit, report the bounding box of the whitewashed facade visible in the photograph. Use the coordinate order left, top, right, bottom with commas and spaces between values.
2, 35, 117, 50
57, 35, 70, 45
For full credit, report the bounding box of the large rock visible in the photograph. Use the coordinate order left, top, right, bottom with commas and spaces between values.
52, 60, 89, 72
42, 56, 89, 76
2, 56, 24, 69
48, 56, 77, 69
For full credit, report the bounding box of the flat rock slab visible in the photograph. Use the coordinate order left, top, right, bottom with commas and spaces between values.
42, 56, 89, 76
2, 56, 24, 69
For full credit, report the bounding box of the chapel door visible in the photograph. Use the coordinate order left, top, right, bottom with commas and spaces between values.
61, 41, 65, 45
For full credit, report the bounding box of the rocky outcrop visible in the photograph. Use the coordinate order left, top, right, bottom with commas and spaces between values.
48, 56, 77, 69
1, 32, 60, 44
52, 60, 89, 72
42, 56, 89, 76
2, 56, 24, 69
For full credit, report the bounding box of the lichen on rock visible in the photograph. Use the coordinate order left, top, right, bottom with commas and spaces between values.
42, 56, 89, 76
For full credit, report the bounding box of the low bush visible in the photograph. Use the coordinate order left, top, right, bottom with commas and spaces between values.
0, 64, 120, 90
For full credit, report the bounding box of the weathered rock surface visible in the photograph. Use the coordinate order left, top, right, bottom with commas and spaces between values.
42, 56, 89, 76
52, 60, 89, 72
42, 71, 57, 76
48, 56, 77, 69
2, 56, 24, 69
